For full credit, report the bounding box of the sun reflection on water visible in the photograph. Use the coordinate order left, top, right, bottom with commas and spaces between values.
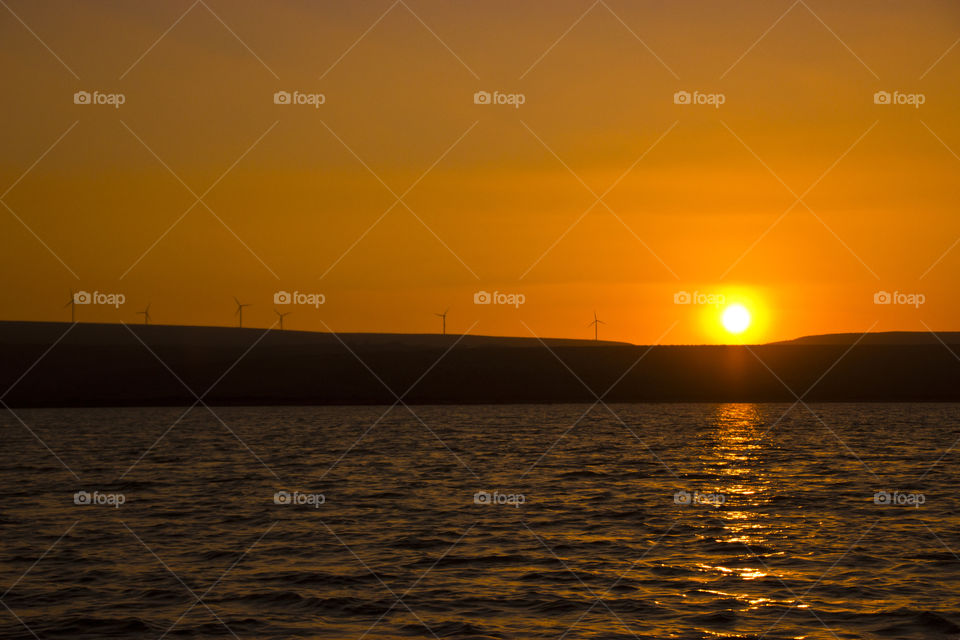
711, 403, 768, 510
695, 405, 784, 602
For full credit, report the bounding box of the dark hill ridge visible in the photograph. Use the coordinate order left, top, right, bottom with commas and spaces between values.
1, 321, 959, 406
0, 321, 628, 349
772, 331, 960, 346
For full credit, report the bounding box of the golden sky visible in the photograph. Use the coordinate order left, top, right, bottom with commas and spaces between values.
1, 0, 958, 344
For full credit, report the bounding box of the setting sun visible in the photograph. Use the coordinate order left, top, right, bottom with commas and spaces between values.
722, 304, 752, 335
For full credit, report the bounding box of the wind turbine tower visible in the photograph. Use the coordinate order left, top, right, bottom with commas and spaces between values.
64, 291, 77, 323
274, 308, 291, 330
588, 311, 605, 341
435, 309, 449, 336
234, 297, 252, 328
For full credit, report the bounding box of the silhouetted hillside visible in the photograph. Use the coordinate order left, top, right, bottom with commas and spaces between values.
772, 331, 960, 346
1, 322, 959, 406
0, 321, 627, 349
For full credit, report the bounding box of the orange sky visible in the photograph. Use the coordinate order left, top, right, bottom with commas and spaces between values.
1, 0, 958, 344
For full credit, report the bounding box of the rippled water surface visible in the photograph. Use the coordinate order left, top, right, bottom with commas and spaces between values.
2, 403, 959, 639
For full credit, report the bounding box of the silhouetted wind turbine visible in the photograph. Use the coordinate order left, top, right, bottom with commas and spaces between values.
274, 308, 291, 330
136, 304, 151, 326
64, 291, 77, 323
234, 297, 251, 328
588, 311, 605, 341
435, 309, 448, 336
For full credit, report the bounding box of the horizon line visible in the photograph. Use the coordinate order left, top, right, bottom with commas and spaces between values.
0, 319, 956, 347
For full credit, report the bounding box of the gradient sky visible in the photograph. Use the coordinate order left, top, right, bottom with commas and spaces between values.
1, 0, 958, 344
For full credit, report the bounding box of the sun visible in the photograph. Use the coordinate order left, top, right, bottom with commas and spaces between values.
721, 304, 751, 334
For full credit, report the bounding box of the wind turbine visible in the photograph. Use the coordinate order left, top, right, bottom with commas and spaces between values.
588, 311, 605, 341
274, 308, 291, 330
234, 297, 251, 328
64, 291, 77, 323
435, 309, 448, 335
136, 304, 152, 326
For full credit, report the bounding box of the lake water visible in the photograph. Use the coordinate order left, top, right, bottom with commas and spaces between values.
1, 403, 959, 639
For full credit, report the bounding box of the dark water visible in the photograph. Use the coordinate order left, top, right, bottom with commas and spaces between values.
1, 403, 959, 639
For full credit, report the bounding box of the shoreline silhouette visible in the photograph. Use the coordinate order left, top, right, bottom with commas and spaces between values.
2, 321, 958, 407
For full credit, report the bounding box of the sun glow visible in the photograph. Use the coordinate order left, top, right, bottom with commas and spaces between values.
694, 288, 769, 344
722, 304, 752, 334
